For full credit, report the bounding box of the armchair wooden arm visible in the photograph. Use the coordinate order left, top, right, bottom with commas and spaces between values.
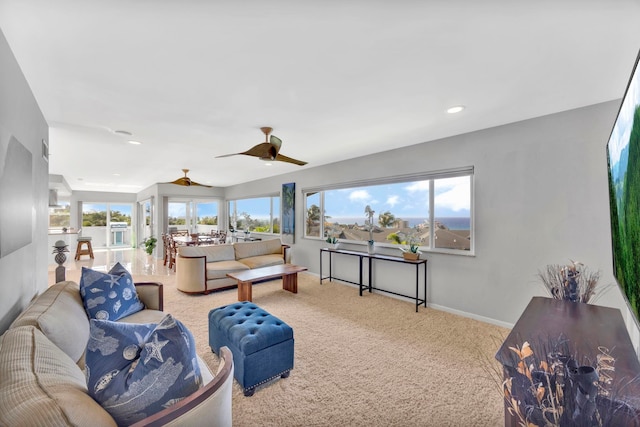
281, 244, 291, 263
134, 282, 164, 311
131, 346, 234, 427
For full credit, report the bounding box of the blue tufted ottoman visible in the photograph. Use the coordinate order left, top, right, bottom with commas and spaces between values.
208, 301, 294, 396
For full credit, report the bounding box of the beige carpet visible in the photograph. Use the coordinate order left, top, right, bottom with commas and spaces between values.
58, 269, 509, 427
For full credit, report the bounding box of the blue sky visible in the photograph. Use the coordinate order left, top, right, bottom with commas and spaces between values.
168, 201, 219, 218
324, 177, 471, 218
85, 177, 470, 221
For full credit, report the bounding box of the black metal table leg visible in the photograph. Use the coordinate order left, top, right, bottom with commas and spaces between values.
424, 262, 427, 308
415, 263, 419, 312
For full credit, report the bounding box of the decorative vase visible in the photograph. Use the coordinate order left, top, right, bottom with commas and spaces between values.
367, 240, 375, 254
332, 243, 340, 250
52, 240, 69, 283
403, 252, 419, 261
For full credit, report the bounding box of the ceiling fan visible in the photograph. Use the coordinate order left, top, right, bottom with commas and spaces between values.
165, 169, 212, 187
216, 127, 308, 166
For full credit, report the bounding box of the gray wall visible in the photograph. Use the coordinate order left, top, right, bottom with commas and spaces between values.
226, 101, 640, 350
0, 29, 49, 333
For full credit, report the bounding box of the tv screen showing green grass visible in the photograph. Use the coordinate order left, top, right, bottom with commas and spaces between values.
607, 49, 640, 327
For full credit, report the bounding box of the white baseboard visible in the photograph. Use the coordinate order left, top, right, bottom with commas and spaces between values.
312, 273, 514, 329
427, 302, 513, 329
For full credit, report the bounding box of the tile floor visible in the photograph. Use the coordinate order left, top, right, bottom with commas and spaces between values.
49, 247, 175, 277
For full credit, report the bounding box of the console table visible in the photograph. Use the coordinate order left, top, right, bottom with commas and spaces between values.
319, 248, 427, 312
495, 297, 640, 426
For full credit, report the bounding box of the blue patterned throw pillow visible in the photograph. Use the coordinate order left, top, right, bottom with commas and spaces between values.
79, 262, 144, 321
86, 314, 203, 425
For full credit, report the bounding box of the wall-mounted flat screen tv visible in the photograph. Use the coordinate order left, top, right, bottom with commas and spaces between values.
607, 48, 640, 328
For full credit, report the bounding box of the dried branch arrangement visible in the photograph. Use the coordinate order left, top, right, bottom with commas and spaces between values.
538, 261, 605, 304
486, 338, 639, 427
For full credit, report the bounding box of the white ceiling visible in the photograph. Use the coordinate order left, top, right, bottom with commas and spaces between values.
1, 1, 640, 193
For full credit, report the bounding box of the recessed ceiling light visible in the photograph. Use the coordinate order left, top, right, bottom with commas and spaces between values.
264, 162, 273, 166
127, 140, 142, 145
114, 130, 132, 136
446, 105, 465, 114
113, 173, 120, 176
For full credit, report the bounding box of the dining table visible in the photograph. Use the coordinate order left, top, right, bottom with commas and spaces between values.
172, 234, 218, 246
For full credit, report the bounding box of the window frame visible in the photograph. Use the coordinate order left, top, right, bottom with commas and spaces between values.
227, 194, 281, 235
302, 167, 474, 256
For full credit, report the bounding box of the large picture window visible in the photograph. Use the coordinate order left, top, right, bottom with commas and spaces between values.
228, 195, 280, 234
167, 199, 220, 234
303, 169, 473, 254
81, 202, 134, 248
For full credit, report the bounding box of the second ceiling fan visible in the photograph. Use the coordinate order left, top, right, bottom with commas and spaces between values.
216, 127, 308, 166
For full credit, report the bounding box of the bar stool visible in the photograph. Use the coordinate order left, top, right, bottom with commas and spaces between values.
75, 230, 94, 260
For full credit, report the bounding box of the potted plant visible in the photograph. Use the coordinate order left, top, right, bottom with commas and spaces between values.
401, 242, 421, 260
326, 236, 339, 250
142, 236, 157, 256
389, 231, 422, 260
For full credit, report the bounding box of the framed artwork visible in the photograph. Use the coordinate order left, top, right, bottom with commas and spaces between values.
0, 134, 33, 258
281, 182, 295, 244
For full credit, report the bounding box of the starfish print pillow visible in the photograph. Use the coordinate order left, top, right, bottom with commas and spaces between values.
79, 263, 144, 321
85, 314, 202, 425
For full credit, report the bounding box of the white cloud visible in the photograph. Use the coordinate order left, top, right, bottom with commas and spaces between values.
404, 181, 429, 192
349, 190, 371, 203
386, 195, 400, 207
434, 181, 470, 212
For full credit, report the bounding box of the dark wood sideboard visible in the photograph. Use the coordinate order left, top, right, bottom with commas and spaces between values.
495, 297, 640, 426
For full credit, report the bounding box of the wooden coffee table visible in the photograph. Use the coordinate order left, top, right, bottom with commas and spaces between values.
227, 264, 308, 302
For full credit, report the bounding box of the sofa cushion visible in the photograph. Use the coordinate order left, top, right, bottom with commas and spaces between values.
0, 326, 116, 427
237, 254, 285, 269
178, 244, 236, 263
79, 263, 145, 321
86, 314, 202, 425
234, 239, 282, 260
9, 281, 89, 364
206, 260, 250, 280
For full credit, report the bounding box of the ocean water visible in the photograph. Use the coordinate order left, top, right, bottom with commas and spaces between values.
327, 217, 470, 230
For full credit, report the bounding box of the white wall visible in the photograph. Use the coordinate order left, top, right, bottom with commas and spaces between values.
226, 101, 640, 347
0, 29, 49, 333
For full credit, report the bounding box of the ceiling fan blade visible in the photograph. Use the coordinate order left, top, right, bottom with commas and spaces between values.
188, 181, 212, 188
241, 142, 273, 159
167, 177, 189, 185
270, 135, 282, 155
216, 127, 307, 166
215, 143, 274, 160
275, 153, 308, 166
164, 169, 212, 187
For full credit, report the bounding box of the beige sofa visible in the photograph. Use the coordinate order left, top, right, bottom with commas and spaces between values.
176, 238, 290, 294
0, 281, 234, 427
